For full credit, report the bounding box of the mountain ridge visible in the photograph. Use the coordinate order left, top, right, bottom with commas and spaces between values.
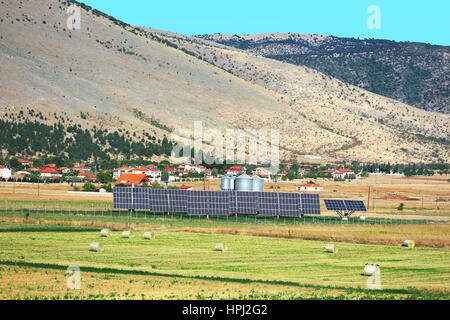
196, 32, 450, 114
0, 0, 448, 164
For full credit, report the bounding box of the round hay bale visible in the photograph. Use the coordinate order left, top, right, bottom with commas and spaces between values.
214, 243, 227, 252
143, 231, 153, 240
359, 215, 366, 220
100, 229, 111, 237
89, 242, 104, 253
122, 230, 133, 238
364, 264, 380, 276
402, 240, 415, 248
325, 244, 338, 253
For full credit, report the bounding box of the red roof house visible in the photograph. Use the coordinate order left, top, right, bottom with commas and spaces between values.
114, 174, 150, 186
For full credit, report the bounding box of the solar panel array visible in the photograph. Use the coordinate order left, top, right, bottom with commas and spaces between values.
324, 199, 346, 211
324, 199, 367, 212
344, 200, 367, 212
114, 187, 321, 216
301, 194, 321, 215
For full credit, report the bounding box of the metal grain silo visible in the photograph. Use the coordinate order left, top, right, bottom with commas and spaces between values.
229, 176, 236, 190
235, 174, 253, 191
220, 176, 231, 190
252, 175, 264, 192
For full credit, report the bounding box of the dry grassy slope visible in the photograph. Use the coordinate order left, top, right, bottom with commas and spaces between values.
0, 0, 448, 163
0, 0, 318, 160
147, 29, 450, 163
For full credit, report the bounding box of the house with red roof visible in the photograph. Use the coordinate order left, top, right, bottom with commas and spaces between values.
179, 185, 193, 190
322, 168, 355, 179
114, 174, 150, 186
226, 166, 244, 176
18, 159, 33, 167
113, 167, 134, 179
296, 183, 323, 192
253, 167, 273, 177
57, 167, 70, 174
40, 168, 62, 178
77, 173, 97, 182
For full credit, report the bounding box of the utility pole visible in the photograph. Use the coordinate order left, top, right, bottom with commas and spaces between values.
367, 186, 371, 211
203, 172, 206, 191
374, 175, 378, 220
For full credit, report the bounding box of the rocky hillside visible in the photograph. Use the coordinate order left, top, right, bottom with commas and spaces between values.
0, 0, 448, 164
197, 33, 450, 114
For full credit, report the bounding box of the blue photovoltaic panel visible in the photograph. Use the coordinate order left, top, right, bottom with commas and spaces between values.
187, 190, 210, 215
344, 200, 367, 212
229, 191, 237, 213
113, 187, 131, 209
258, 192, 279, 216
167, 189, 187, 213
208, 191, 231, 216
147, 189, 169, 212
234, 191, 259, 215
324, 199, 346, 211
301, 194, 321, 215
279, 192, 301, 217
133, 188, 147, 210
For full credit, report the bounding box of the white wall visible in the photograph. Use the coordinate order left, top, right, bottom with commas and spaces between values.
0, 168, 12, 179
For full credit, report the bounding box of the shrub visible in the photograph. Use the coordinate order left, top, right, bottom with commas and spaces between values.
397, 203, 404, 211
82, 182, 97, 192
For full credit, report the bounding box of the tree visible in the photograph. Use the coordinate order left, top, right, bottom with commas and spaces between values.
161, 170, 169, 182
9, 158, 20, 170
97, 171, 112, 184
82, 182, 97, 192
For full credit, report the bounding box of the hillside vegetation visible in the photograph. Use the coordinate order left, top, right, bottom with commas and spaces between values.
0, 0, 448, 163
197, 33, 450, 114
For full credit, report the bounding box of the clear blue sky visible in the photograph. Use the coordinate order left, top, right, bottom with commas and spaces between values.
81, 0, 449, 45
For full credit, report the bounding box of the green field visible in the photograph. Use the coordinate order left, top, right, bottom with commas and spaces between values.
0, 222, 448, 300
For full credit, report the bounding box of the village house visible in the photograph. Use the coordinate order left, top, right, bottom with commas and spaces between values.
114, 173, 150, 186
296, 183, 323, 192
18, 159, 33, 167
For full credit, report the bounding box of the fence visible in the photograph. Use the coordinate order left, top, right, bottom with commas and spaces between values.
0, 200, 447, 226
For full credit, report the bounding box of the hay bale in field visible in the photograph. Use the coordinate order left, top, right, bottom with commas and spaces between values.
363, 264, 380, 276
214, 243, 227, 252
122, 230, 133, 238
359, 215, 366, 220
89, 242, 104, 253
100, 229, 111, 237
342, 216, 348, 221
402, 240, 415, 248
143, 231, 153, 240
325, 244, 338, 253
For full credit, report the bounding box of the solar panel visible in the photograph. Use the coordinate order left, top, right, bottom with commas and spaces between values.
147, 189, 169, 212
279, 193, 301, 217
113, 187, 131, 209
187, 190, 211, 215
233, 191, 259, 215
133, 188, 147, 210
324, 199, 346, 211
344, 200, 367, 212
167, 189, 187, 213
258, 192, 279, 216
208, 191, 231, 216
301, 194, 321, 215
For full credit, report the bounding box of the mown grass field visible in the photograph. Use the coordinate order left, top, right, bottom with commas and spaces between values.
0, 222, 448, 300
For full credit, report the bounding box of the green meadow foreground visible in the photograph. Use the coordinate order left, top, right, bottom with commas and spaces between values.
0, 222, 448, 300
